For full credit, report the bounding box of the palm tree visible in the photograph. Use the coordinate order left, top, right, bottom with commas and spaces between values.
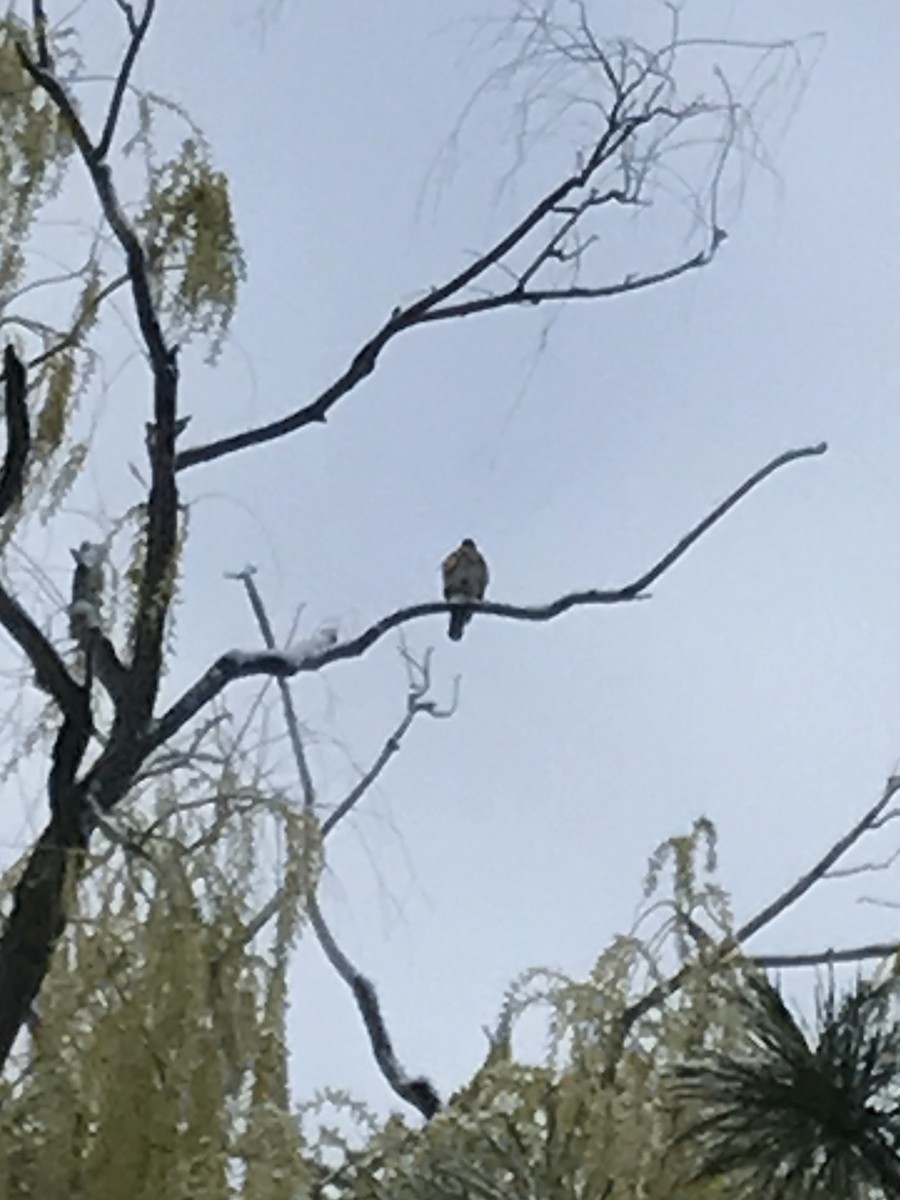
670, 972, 900, 1198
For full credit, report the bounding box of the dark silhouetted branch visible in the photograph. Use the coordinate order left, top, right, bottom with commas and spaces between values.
151, 441, 826, 752
30, 0, 50, 69
312, 897, 441, 1121
174, 100, 720, 472
18, 25, 180, 727
0, 825, 81, 1065
0, 346, 30, 518
96, 0, 155, 161
751, 942, 900, 969
0, 585, 82, 720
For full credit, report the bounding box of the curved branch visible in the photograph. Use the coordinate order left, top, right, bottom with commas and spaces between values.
310, 895, 441, 1120
31, 0, 50, 69
603, 771, 900, 1082
150, 441, 826, 752
173, 107, 707, 472
413, 245, 715, 324
0, 350, 85, 718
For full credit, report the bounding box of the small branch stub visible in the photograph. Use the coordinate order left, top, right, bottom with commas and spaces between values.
69, 541, 105, 641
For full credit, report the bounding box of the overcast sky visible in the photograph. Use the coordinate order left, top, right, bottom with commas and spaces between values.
6, 0, 900, 1116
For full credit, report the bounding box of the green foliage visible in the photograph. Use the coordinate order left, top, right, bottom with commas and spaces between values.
0, 19, 243, 553
299, 826, 752, 1200
0, 17, 73, 296
0, 716, 320, 1198
139, 139, 246, 361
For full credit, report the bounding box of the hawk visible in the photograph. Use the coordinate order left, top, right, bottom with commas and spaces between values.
441, 538, 488, 641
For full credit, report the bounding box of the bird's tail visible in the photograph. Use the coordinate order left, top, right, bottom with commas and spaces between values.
448, 608, 469, 641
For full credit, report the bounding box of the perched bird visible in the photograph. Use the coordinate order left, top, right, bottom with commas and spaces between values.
441, 538, 488, 641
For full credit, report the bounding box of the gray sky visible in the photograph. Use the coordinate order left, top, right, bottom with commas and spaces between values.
6, 0, 900, 1115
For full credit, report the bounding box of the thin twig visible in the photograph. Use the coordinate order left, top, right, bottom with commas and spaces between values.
96, 0, 156, 162
736, 773, 900, 943
231, 568, 441, 1119
322, 648, 457, 838
750, 942, 900, 969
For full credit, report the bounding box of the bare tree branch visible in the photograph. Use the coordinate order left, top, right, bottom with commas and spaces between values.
96, 0, 155, 161
603, 771, 900, 1083
18, 26, 180, 727
0, 346, 30, 520
736, 774, 900, 944
231, 568, 442, 1119
751, 943, 900, 970
173, 101, 717, 473
322, 647, 457, 838
30, 0, 50, 69
150, 441, 826, 752
0, 350, 86, 718
0, 829, 78, 1065
0, 586, 82, 721
171, 11, 815, 472
228, 567, 316, 815
0, 18, 181, 1068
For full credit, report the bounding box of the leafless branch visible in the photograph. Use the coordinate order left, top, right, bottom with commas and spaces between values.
736, 774, 900, 943
0, 584, 81, 721
870, 806, 900, 830
151, 441, 826, 752
228, 567, 316, 814
0, 16, 181, 1069
111, 0, 139, 35
31, 0, 50, 69
0, 347, 30, 521
825, 843, 900, 880
175, 23, 755, 476
96, 0, 156, 161
231, 569, 441, 1119
750, 943, 900, 970
18, 20, 180, 727
309, 895, 441, 1120
0, 829, 78, 1064
322, 647, 458, 838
